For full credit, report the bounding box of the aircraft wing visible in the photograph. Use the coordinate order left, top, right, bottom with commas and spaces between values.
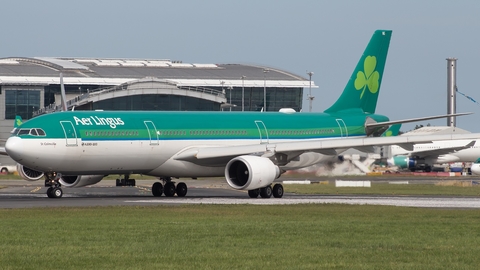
0, 147, 7, 156
174, 133, 480, 166
393, 141, 475, 158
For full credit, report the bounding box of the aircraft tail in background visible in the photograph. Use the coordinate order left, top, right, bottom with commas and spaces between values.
381, 124, 402, 137
14, 116, 23, 128
324, 30, 392, 114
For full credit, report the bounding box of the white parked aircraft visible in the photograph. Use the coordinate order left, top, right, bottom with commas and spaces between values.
387, 126, 480, 172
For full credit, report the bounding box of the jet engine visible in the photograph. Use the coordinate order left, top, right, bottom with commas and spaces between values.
17, 164, 44, 181
225, 156, 280, 190
59, 175, 104, 188
387, 156, 431, 172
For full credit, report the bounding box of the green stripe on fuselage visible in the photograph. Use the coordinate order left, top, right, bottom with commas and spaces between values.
12, 111, 389, 141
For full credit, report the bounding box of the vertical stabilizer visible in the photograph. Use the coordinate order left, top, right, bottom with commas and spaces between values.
381, 124, 401, 137
14, 116, 23, 128
324, 30, 392, 114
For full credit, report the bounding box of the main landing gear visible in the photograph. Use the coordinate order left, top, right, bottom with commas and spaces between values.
115, 174, 136, 186
45, 172, 63, 198
248, 183, 284, 198
151, 177, 188, 197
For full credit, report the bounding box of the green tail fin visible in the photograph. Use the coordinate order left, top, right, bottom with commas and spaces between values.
324, 30, 392, 114
381, 124, 401, 137
14, 115, 23, 128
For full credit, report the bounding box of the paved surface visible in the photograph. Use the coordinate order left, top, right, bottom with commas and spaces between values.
1, 177, 480, 209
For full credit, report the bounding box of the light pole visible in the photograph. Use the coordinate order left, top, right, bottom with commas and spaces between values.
220, 81, 225, 111
307, 71, 314, 112
241, 75, 246, 111
228, 86, 233, 111
263, 69, 269, 112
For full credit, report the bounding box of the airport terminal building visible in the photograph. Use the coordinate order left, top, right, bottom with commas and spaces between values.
0, 57, 316, 167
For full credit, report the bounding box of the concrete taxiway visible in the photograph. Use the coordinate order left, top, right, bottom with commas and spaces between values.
1, 178, 480, 209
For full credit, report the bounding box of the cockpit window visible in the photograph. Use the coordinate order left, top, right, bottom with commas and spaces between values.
36, 129, 46, 136
14, 128, 46, 137
17, 129, 30, 135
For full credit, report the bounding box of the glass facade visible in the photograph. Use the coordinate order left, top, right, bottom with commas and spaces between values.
5, 90, 41, 119
92, 94, 221, 111
222, 87, 303, 112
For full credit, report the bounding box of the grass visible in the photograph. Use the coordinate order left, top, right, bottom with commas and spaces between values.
1, 205, 480, 269
284, 182, 480, 196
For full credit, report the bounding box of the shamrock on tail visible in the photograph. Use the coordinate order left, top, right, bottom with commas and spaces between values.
354, 56, 380, 99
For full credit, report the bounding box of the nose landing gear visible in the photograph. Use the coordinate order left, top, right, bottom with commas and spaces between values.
45, 172, 63, 198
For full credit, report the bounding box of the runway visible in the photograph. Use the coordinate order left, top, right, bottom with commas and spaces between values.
1, 178, 480, 209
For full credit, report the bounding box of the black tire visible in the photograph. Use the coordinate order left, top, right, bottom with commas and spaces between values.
1, 168, 8, 174
176, 182, 188, 197
152, 182, 163, 197
260, 185, 272, 198
164, 182, 176, 197
52, 187, 63, 198
46, 187, 53, 198
273, 184, 284, 198
248, 189, 260, 198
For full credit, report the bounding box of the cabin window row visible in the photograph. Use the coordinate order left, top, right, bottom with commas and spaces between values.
187, 130, 248, 136
269, 129, 335, 135
85, 131, 139, 137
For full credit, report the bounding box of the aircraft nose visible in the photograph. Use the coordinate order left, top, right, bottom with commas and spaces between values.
386, 157, 394, 167
5, 136, 23, 162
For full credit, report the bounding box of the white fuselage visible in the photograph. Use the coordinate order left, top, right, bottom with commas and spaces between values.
390, 139, 480, 164
6, 136, 337, 178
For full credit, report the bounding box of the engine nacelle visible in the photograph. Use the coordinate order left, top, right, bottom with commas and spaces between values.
59, 175, 104, 188
17, 163, 44, 181
387, 156, 423, 169
225, 156, 280, 190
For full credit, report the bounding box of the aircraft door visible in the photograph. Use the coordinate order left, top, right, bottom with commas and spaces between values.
335, 119, 348, 138
144, 121, 159, 145
254, 120, 269, 144
60, 121, 78, 146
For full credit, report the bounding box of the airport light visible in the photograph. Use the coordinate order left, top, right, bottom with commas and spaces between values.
241, 76, 246, 111
263, 69, 269, 112
307, 71, 314, 112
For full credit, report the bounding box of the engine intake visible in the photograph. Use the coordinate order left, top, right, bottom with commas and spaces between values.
59, 175, 104, 188
225, 156, 280, 190
17, 164, 44, 181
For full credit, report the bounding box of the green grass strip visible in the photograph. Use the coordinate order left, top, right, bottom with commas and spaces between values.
1, 205, 480, 269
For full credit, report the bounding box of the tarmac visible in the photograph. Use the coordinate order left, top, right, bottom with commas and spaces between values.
1, 175, 480, 209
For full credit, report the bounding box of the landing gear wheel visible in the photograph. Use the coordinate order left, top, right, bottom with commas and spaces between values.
248, 189, 260, 198
152, 182, 163, 197
273, 184, 284, 198
49, 187, 63, 198
47, 187, 54, 198
176, 182, 188, 197
164, 182, 176, 197
260, 186, 273, 198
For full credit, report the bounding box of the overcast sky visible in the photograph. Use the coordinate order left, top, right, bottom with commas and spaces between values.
2, 1, 480, 132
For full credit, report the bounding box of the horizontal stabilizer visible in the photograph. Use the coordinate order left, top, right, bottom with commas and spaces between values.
365, 112, 472, 136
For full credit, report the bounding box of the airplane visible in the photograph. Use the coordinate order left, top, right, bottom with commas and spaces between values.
4, 29, 479, 199
470, 158, 480, 175
387, 127, 479, 172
